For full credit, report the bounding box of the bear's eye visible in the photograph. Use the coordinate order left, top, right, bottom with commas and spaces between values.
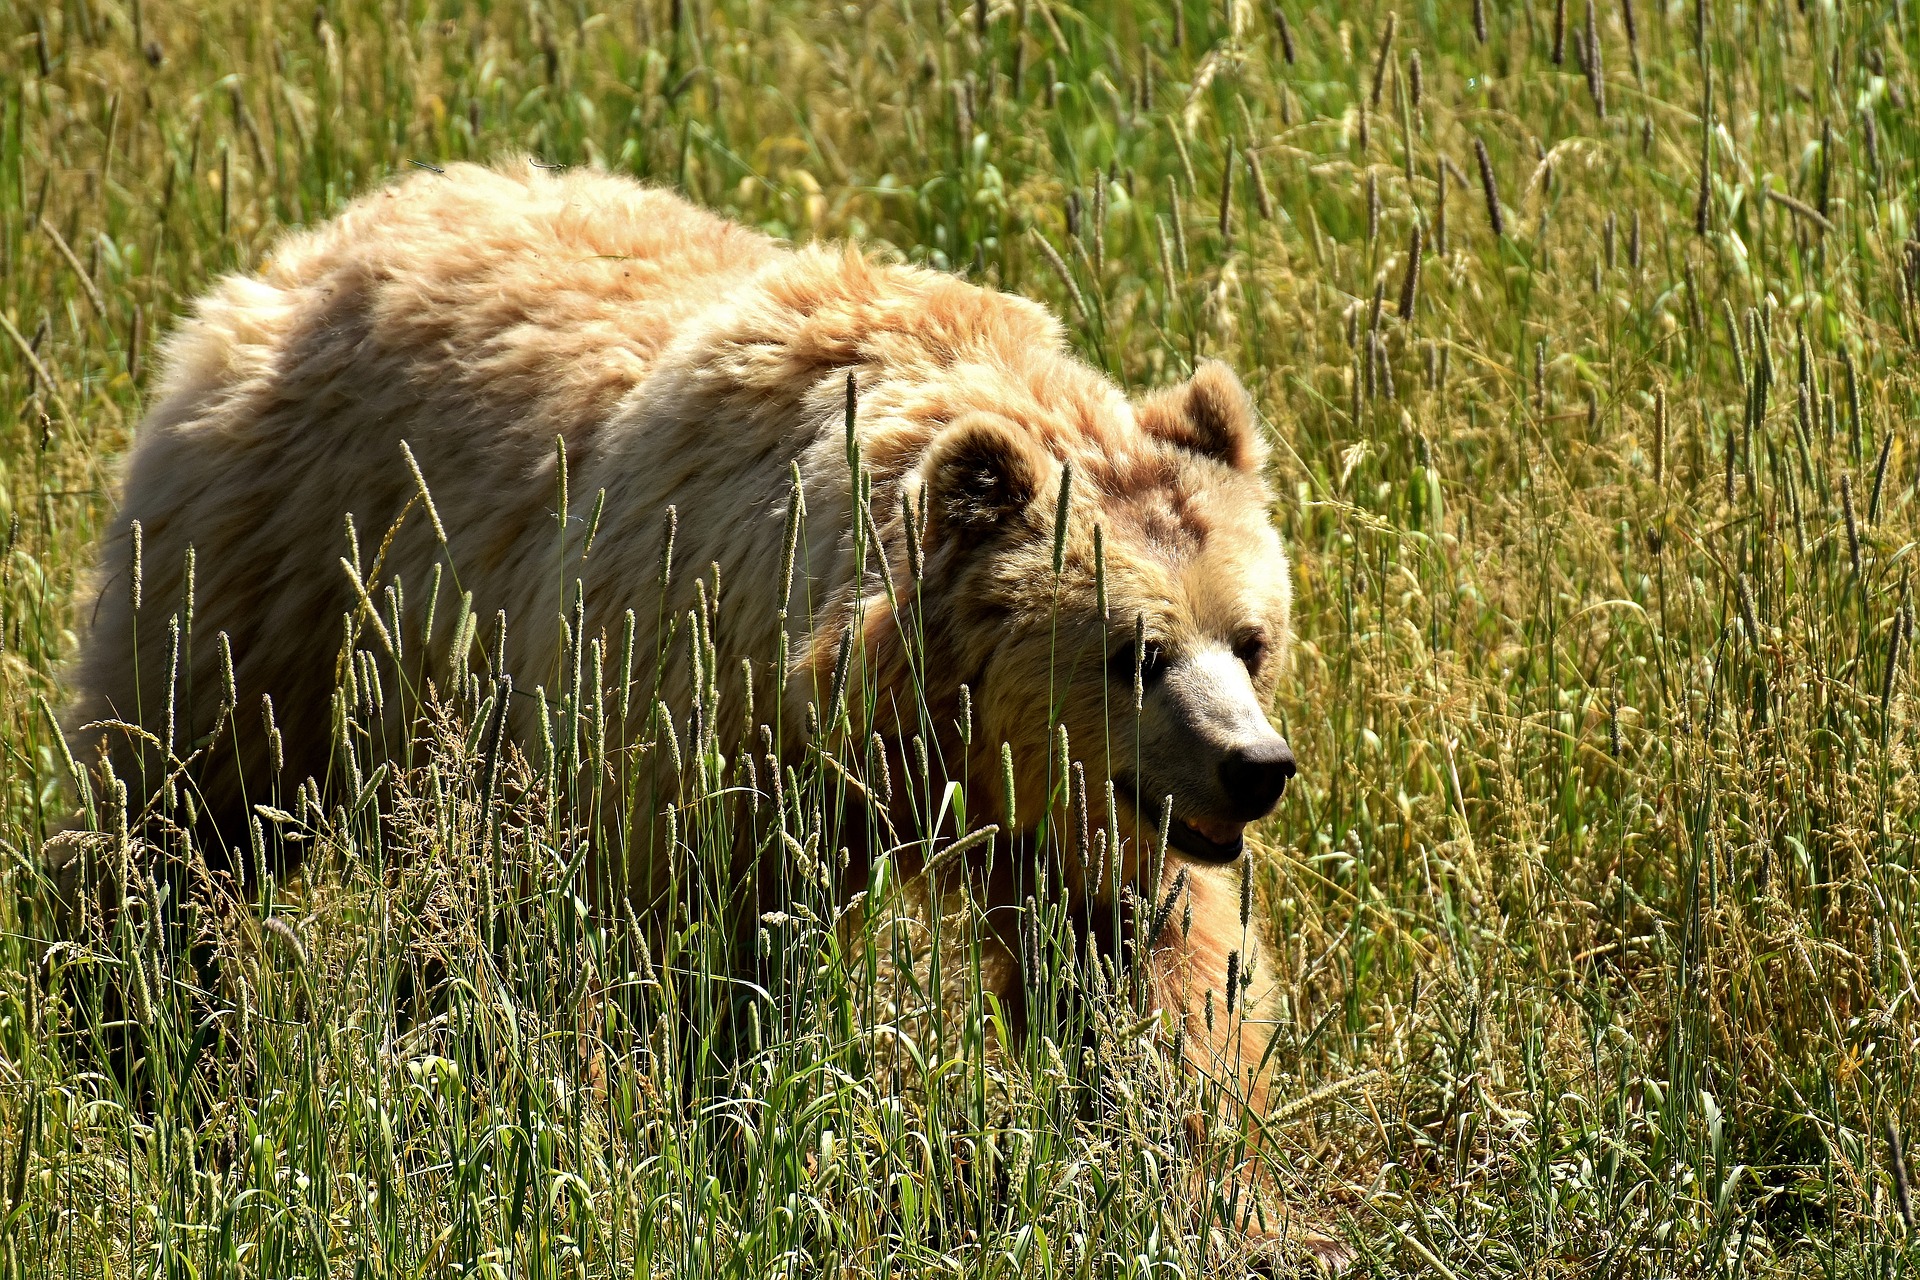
1108, 639, 1169, 691
1234, 631, 1268, 676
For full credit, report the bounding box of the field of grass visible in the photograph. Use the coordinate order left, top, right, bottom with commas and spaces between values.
5, 0, 1920, 1274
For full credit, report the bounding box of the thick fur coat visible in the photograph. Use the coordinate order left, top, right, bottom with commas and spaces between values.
68, 160, 1300, 1161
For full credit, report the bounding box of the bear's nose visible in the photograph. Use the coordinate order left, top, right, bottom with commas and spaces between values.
1219, 739, 1297, 818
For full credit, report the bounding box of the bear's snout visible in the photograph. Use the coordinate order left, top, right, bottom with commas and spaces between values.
1218, 738, 1297, 820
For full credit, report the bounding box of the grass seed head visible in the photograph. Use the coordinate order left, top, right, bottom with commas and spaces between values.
1397, 223, 1422, 321
1648, 385, 1666, 486
1247, 145, 1274, 220
1368, 12, 1397, 111
1473, 136, 1504, 236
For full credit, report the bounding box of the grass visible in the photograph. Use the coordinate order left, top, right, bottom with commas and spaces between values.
4, 0, 1920, 1274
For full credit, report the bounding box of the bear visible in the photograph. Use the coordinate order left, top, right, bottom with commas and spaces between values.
63, 159, 1319, 1259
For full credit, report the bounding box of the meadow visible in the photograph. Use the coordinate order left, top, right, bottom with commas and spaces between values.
3, 0, 1919, 1274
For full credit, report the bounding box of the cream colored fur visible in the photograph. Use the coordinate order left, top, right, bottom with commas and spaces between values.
68, 159, 1296, 1168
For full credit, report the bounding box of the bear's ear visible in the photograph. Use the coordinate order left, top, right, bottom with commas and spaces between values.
1135, 360, 1265, 472
920, 414, 1053, 546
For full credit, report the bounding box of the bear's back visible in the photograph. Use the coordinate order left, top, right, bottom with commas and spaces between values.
169, 163, 783, 441
73, 164, 787, 850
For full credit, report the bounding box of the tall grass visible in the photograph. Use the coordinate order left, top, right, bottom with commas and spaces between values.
3, 0, 1919, 1274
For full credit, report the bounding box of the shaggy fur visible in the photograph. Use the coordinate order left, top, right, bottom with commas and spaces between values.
67, 160, 1303, 1232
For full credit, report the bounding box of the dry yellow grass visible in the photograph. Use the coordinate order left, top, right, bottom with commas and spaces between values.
2, 0, 1917, 1274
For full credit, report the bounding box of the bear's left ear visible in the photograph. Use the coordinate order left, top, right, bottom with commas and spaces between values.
1135, 360, 1266, 473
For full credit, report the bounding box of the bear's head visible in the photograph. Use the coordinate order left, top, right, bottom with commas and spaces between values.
917, 360, 1294, 894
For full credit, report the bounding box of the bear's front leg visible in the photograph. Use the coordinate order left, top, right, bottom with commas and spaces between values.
1149, 862, 1352, 1273
1148, 861, 1274, 1112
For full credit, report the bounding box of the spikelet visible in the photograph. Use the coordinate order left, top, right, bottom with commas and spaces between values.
1473, 137, 1503, 236
1030, 228, 1089, 321
1367, 12, 1396, 111
1050, 465, 1072, 579
1149, 866, 1189, 946
899, 488, 923, 582
1652, 385, 1667, 486
1842, 475, 1863, 578
1735, 574, 1761, 646
779, 466, 804, 620
1870, 431, 1894, 525
401, 440, 448, 545
1397, 223, 1422, 322
262, 694, 283, 776
217, 630, 237, 719
1246, 146, 1274, 220
658, 504, 678, 594
870, 733, 892, 808
1000, 740, 1017, 827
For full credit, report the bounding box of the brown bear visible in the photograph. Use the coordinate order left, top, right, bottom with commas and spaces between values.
64, 159, 1315, 1255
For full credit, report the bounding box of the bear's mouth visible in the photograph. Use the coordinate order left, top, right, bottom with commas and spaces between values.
1112, 774, 1247, 865
1166, 814, 1246, 863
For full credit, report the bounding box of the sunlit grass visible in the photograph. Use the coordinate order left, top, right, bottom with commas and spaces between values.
3, 0, 1919, 1275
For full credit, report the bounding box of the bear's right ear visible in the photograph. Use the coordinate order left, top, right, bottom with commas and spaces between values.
1135, 360, 1265, 472
920, 414, 1053, 546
